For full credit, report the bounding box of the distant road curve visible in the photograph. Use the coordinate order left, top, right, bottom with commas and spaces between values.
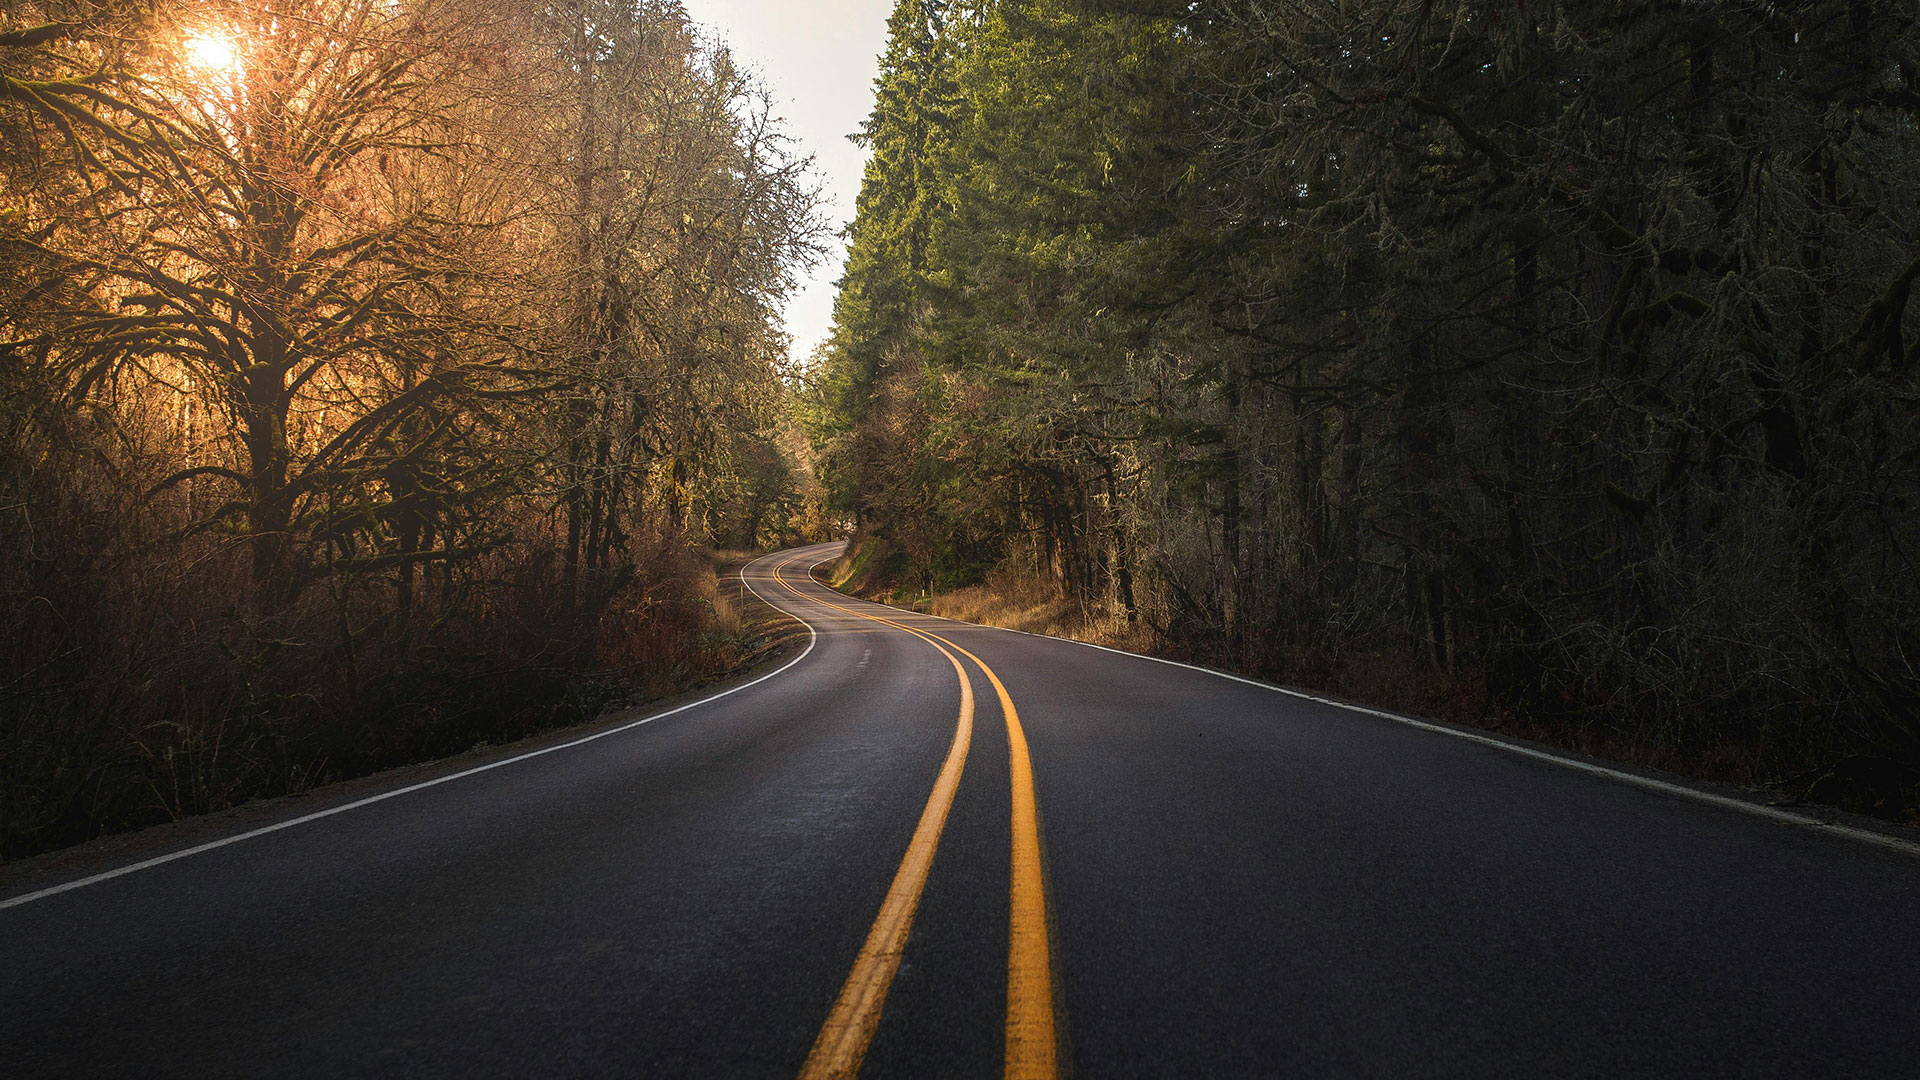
4, 542, 1919, 1077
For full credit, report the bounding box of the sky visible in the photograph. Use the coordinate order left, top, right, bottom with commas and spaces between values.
680, 0, 896, 367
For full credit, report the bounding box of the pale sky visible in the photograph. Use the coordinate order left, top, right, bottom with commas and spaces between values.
681, 0, 895, 366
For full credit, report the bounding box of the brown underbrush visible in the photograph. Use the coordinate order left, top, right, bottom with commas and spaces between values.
0, 526, 774, 860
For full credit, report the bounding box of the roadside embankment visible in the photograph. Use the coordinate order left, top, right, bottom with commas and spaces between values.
0, 546, 806, 862
826, 534, 1920, 827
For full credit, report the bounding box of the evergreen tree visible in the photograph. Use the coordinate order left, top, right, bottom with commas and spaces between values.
818, 0, 1920, 798
810, 0, 957, 531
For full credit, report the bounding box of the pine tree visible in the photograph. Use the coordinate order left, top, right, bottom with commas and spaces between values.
810, 0, 958, 531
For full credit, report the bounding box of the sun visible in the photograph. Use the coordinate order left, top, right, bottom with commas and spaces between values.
184, 33, 237, 74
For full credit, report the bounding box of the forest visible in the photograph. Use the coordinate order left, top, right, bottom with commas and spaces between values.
0, 0, 825, 856
6, 0, 1919, 859
810, 0, 1920, 816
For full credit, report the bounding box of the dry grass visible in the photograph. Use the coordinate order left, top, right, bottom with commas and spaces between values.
707, 550, 812, 663
903, 560, 1159, 656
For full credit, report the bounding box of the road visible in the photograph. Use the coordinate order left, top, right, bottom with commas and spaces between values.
4, 541, 1919, 1077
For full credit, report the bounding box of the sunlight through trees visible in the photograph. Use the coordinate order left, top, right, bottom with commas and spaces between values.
0, 0, 825, 854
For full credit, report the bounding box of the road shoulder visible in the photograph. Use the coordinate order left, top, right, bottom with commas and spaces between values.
0, 553, 812, 900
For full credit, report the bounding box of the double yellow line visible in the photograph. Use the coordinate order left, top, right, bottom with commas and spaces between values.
772, 556, 1056, 1080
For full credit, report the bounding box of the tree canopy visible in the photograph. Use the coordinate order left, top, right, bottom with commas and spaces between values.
0, 0, 824, 854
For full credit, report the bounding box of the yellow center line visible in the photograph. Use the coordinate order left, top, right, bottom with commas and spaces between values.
782, 557, 975, 1080
770, 557, 1058, 1080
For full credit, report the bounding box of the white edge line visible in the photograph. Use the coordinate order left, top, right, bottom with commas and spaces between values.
0, 550, 825, 913
805, 564, 1920, 861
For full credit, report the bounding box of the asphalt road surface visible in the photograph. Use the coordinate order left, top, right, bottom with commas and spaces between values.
5, 542, 1919, 1078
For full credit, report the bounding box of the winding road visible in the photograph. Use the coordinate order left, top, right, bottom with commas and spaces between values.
4, 541, 1919, 1077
